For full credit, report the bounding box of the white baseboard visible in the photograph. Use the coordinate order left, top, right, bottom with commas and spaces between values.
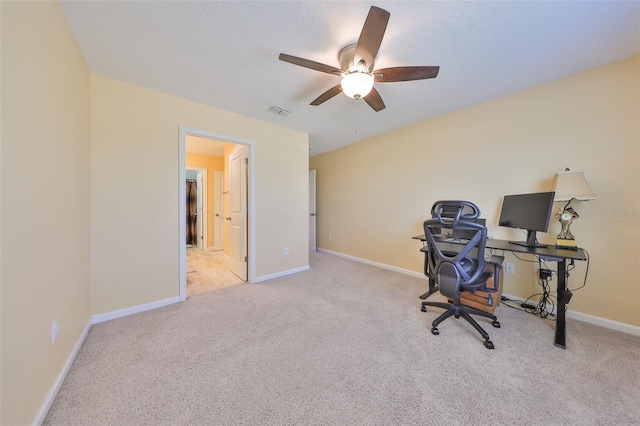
91, 296, 181, 324
254, 265, 310, 283
566, 310, 640, 336
317, 248, 425, 279
34, 320, 92, 425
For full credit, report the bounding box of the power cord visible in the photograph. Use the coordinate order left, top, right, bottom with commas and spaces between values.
499, 292, 556, 320
521, 274, 555, 319
568, 249, 590, 292
515, 249, 590, 319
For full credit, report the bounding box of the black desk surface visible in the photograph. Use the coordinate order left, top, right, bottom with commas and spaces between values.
412, 235, 586, 261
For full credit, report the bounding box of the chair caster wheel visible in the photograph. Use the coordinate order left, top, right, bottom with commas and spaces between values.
421, 305, 427, 312
484, 340, 495, 349
492, 320, 501, 328
431, 327, 439, 335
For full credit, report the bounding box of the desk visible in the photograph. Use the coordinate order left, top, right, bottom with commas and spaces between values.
413, 235, 587, 349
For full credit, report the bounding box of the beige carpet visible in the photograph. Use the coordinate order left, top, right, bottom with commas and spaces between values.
44, 251, 640, 425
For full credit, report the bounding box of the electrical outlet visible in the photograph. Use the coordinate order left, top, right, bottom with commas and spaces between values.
540, 268, 553, 280
328, 234, 332, 241
284, 247, 290, 256
505, 263, 515, 274
52, 318, 59, 343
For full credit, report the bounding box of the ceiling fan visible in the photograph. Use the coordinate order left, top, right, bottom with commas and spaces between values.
279, 6, 440, 112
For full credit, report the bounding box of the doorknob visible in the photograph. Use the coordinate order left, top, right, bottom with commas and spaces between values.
310, 213, 316, 216
225, 217, 231, 221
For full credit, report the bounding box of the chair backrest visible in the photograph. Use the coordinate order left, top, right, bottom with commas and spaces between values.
424, 201, 488, 298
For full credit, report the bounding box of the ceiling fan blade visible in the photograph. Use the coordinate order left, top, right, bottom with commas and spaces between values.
310, 84, 343, 106
353, 6, 390, 70
279, 53, 343, 76
373, 66, 440, 82
363, 87, 385, 112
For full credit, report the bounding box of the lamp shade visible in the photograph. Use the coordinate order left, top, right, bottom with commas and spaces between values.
552, 170, 596, 201
341, 72, 374, 99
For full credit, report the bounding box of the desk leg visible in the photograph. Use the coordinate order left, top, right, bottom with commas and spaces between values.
419, 277, 438, 300
555, 260, 567, 349
419, 253, 438, 299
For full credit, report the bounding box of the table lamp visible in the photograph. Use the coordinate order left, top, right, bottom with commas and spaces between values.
551, 168, 596, 249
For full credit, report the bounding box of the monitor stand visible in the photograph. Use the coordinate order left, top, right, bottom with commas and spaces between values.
509, 241, 548, 249
509, 230, 548, 249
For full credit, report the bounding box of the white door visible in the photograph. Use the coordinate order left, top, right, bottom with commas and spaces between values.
213, 171, 225, 251
309, 169, 317, 251
196, 170, 205, 251
229, 146, 247, 281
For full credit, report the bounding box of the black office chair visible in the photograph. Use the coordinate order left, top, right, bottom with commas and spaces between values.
421, 200, 502, 349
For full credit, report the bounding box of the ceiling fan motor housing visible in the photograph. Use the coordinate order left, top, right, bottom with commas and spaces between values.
339, 44, 359, 70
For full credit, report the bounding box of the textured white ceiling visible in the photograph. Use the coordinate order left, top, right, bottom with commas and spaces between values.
60, 1, 639, 156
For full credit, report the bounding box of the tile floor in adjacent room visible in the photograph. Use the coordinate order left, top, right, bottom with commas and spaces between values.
186, 247, 244, 296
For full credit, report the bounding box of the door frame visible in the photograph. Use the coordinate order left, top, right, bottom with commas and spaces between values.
186, 166, 208, 251
178, 126, 255, 302
309, 169, 317, 251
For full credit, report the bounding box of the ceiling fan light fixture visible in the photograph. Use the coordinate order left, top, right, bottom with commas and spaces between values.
341, 72, 374, 99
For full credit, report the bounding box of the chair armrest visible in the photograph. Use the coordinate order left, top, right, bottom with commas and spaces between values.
489, 255, 505, 267
459, 256, 505, 312
481, 256, 504, 294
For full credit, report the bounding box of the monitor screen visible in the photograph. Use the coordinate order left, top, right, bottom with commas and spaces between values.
498, 192, 555, 248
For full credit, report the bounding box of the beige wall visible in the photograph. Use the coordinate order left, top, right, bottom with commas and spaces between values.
1, 2, 91, 424
310, 56, 640, 328
186, 151, 225, 249
90, 74, 309, 316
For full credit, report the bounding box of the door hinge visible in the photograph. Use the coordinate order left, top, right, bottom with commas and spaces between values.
245, 158, 248, 165
244, 256, 248, 262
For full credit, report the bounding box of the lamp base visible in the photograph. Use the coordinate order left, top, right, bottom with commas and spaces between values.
556, 237, 578, 250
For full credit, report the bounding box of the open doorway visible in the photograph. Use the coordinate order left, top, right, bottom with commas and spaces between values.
179, 127, 254, 301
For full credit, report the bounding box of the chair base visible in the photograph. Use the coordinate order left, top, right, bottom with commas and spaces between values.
421, 300, 500, 349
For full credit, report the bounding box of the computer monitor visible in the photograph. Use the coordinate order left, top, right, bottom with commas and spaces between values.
452, 218, 486, 241
498, 191, 555, 248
